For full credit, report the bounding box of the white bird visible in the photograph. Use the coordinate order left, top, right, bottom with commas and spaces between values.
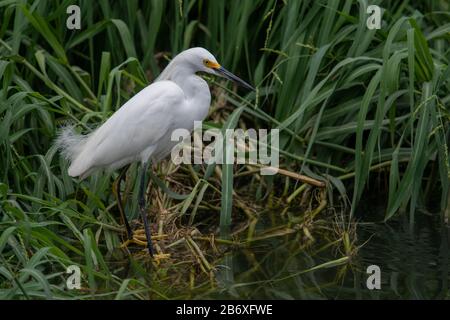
56, 47, 254, 256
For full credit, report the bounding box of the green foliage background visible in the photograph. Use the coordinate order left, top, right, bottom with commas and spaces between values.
0, 0, 449, 299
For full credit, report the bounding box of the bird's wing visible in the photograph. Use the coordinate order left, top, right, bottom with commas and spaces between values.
69, 81, 185, 176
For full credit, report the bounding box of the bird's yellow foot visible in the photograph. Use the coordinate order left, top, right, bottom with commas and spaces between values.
152, 253, 171, 265
120, 229, 170, 262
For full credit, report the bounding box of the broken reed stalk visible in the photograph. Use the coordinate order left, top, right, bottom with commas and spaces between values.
249, 164, 326, 187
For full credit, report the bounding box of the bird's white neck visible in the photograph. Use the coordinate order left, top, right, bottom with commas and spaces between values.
156, 61, 211, 121
156, 62, 209, 102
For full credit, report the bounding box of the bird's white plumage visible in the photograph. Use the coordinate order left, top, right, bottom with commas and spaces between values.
57, 47, 217, 179
67, 81, 184, 177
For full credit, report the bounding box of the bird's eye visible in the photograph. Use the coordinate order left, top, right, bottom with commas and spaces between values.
202, 59, 220, 69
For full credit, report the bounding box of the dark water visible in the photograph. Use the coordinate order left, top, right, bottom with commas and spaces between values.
342, 219, 449, 299
207, 213, 450, 299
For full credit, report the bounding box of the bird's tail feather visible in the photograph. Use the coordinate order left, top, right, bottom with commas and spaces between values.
54, 125, 90, 177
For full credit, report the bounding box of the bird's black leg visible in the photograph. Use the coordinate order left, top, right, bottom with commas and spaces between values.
138, 162, 154, 257
116, 164, 133, 240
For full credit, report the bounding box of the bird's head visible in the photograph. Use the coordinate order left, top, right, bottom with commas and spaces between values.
178, 47, 255, 91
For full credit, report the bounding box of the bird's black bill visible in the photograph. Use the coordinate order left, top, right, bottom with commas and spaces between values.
216, 66, 255, 91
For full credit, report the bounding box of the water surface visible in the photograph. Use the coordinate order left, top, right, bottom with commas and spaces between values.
208, 212, 449, 299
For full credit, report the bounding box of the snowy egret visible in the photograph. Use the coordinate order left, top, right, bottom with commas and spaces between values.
56, 47, 254, 256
